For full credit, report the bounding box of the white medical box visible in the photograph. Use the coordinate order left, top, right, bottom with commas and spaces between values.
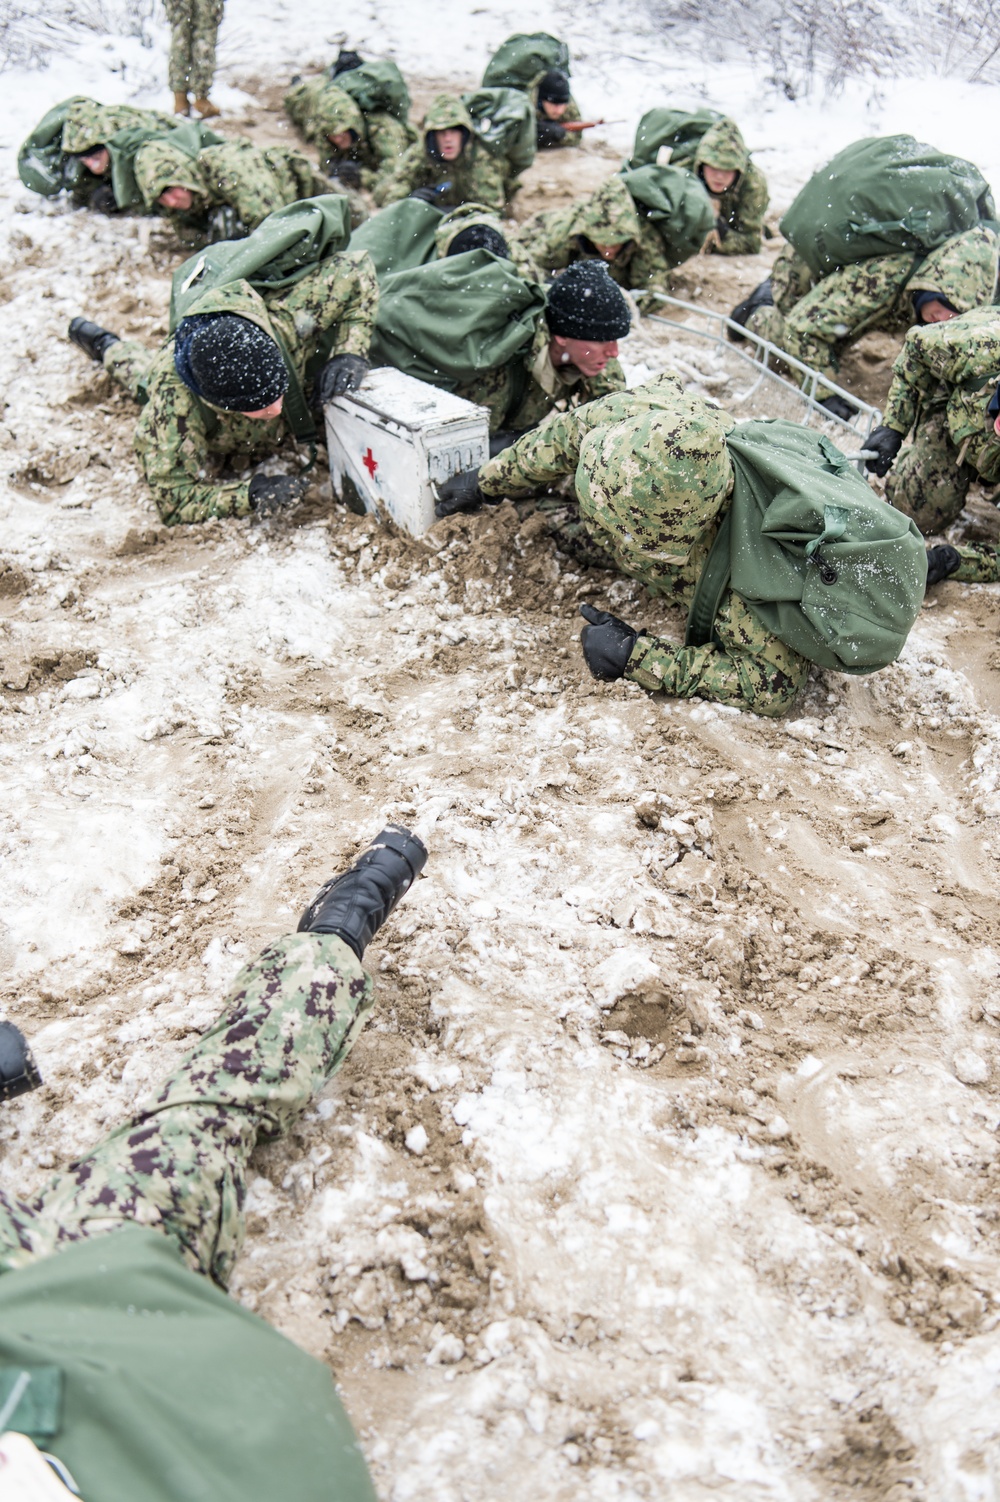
324, 367, 490, 538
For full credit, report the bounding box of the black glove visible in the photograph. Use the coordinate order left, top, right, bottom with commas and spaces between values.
864, 425, 904, 477
317, 354, 370, 403
715, 216, 729, 240
248, 472, 309, 516
206, 205, 245, 243
579, 603, 643, 681
409, 186, 446, 204
536, 118, 567, 149
435, 468, 490, 518
328, 159, 362, 190
88, 182, 120, 215
488, 429, 528, 458
0, 1021, 42, 1102
818, 392, 858, 422
925, 544, 962, 588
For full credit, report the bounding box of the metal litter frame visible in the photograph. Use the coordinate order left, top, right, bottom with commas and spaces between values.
642, 293, 881, 468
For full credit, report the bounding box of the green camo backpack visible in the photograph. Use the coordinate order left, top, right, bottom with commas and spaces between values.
687, 420, 927, 673
619, 164, 716, 269
462, 87, 537, 173
370, 248, 546, 388
335, 59, 411, 122
781, 134, 995, 278
627, 108, 723, 170
482, 32, 570, 89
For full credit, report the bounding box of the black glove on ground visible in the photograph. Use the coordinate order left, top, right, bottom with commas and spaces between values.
435, 468, 488, 518
317, 354, 369, 403
329, 160, 362, 190
579, 603, 643, 681
409, 186, 446, 204
248, 472, 309, 516
925, 544, 962, 588
715, 216, 729, 239
536, 118, 567, 148
0, 1021, 42, 1101
818, 392, 858, 422
864, 425, 904, 477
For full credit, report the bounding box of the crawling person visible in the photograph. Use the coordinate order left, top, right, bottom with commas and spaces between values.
0, 825, 426, 1502
436, 374, 926, 716
373, 94, 507, 212
66, 208, 377, 526
18, 95, 177, 212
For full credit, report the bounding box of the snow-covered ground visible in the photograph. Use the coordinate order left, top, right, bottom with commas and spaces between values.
4, 5, 1000, 1500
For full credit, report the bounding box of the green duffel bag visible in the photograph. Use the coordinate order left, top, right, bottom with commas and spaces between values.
482, 32, 570, 89
370, 248, 546, 388
349, 198, 443, 279
619, 164, 716, 269
688, 420, 927, 673
169, 194, 353, 325
781, 134, 996, 279
628, 107, 722, 170
335, 59, 411, 122
462, 86, 536, 173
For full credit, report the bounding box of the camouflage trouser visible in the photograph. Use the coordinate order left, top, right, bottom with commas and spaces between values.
747, 250, 911, 391
625, 590, 809, 716
951, 545, 1000, 583
164, 0, 224, 98
885, 404, 975, 536
103, 338, 154, 400
769, 244, 815, 312
0, 933, 373, 1288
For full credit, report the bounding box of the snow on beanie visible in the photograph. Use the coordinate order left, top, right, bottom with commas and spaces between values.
544, 261, 631, 341
173, 313, 289, 412
538, 70, 571, 104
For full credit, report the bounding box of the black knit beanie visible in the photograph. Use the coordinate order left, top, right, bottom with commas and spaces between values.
447, 224, 509, 258
174, 313, 289, 412
538, 69, 571, 104
545, 261, 631, 341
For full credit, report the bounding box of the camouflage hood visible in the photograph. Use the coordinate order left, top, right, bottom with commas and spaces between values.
570, 175, 642, 250
907, 224, 1000, 313
434, 201, 507, 257
576, 388, 734, 571
313, 84, 365, 143
135, 138, 208, 209
422, 94, 475, 154
694, 118, 749, 178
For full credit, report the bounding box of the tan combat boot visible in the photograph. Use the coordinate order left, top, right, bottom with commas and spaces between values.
173, 91, 190, 114
193, 97, 221, 119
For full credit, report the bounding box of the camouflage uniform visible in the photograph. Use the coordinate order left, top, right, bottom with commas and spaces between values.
512, 174, 676, 295
747, 225, 1000, 391
284, 77, 412, 199
373, 95, 507, 213
674, 118, 768, 256
164, 0, 224, 101
61, 98, 176, 155
134, 135, 329, 235
880, 305, 1000, 537
530, 81, 582, 149
0, 934, 371, 1288
454, 313, 625, 434
103, 254, 378, 525
477, 372, 809, 715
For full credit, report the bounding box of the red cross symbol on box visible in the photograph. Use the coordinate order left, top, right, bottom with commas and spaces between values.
362, 447, 378, 479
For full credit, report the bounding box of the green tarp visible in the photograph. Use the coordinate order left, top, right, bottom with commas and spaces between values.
628, 107, 722, 170
335, 59, 411, 121
370, 248, 546, 388
780, 134, 996, 278
688, 420, 926, 672
170, 194, 353, 326
462, 86, 536, 172
619, 164, 716, 269
348, 198, 443, 279
482, 32, 570, 89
